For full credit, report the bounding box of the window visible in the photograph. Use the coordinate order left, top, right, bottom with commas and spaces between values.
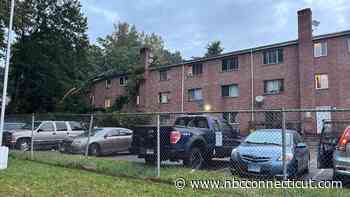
104, 98, 111, 108
347, 38, 350, 52
107, 130, 120, 137
263, 48, 283, 64
69, 121, 83, 131
159, 92, 170, 104
159, 70, 168, 81
39, 122, 54, 132
188, 88, 203, 101
264, 79, 284, 94
105, 79, 111, 89
314, 42, 327, 57
222, 57, 239, 72
188, 63, 203, 76
223, 112, 238, 124
221, 84, 239, 97
119, 76, 128, 86
55, 122, 67, 131
315, 74, 329, 89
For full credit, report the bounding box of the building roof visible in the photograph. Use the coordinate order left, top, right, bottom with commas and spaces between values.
150, 30, 350, 71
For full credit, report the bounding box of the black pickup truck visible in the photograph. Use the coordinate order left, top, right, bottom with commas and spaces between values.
131, 115, 242, 169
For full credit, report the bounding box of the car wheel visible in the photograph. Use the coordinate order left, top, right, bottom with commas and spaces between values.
290, 162, 299, 179
16, 138, 31, 151
333, 171, 345, 183
89, 143, 100, 156
184, 147, 204, 170
304, 155, 310, 174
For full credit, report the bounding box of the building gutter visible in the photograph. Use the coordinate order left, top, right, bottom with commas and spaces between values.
250, 49, 254, 121
181, 63, 185, 112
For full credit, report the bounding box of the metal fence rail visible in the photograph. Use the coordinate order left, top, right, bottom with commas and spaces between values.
3, 108, 349, 196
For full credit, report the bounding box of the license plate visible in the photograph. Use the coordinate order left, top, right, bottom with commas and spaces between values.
146, 149, 154, 154
248, 164, 261, 173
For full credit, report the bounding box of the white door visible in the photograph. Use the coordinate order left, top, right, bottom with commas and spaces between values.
316, 106, 331, 134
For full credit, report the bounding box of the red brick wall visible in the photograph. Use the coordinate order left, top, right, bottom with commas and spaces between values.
90, 9, 350, 134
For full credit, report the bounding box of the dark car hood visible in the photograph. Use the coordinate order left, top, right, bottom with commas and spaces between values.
237, 144, 288, 160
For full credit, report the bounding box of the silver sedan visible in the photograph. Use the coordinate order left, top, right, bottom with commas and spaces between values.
60, 127, 133, 156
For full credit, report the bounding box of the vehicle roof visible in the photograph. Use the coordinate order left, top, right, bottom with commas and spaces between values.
254, 129, 297, 134
96, 127, 132, 130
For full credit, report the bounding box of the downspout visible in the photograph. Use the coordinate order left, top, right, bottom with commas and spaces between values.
250, 49, 254, 121
181, 62, 185, 112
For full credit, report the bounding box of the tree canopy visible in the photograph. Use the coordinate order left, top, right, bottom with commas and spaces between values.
0, 1, 182, 113
8, 0, 91, 113
205, 41, 224, 57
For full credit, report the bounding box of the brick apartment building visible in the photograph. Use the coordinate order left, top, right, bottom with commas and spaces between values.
90, 8, 350, 134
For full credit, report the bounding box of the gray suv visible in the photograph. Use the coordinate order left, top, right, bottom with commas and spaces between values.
318, 120, 350, 182
4, 121, 85, 150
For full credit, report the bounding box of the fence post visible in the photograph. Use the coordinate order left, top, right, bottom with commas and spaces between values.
85, 113, 94, 157
282, 108, 287, 181
30, 113, 34, 159
156, 114, 160, 177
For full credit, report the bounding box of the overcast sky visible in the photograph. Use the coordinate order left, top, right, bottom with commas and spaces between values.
81, 0, 350, 59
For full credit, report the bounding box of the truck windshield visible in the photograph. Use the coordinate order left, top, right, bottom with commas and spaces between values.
174, 117, 209, 128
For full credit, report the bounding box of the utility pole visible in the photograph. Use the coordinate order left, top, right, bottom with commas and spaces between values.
0, 0, 15, 146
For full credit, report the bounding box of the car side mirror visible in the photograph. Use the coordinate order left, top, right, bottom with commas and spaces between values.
104, 134, 108, 139
37, 129, 43, 132
296, 143, 307, 149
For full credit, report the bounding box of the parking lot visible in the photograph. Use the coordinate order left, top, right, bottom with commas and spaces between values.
106, 148, 333, 181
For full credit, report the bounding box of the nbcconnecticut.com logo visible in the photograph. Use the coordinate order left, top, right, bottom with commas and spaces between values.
174, 178, 343, 190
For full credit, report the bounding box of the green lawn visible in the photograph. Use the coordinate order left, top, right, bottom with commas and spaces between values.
1, 151, 348, 197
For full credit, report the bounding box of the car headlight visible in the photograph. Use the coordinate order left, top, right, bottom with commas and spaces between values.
277, 154, 293, 161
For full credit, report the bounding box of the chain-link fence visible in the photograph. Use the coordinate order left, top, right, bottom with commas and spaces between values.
2, 108, 349, 196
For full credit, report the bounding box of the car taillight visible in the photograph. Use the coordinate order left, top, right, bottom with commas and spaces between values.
337, 127, 350, 151
170, 131, 181, 144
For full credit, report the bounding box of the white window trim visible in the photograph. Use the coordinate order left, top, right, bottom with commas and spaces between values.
315, 74, 329, 90
314, 42, 328, 57
159, 92, 170, 104
105, 79, 112, 89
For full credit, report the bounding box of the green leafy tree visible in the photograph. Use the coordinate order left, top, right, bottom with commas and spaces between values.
8, 0, 91, 113
205, 41, 224, 57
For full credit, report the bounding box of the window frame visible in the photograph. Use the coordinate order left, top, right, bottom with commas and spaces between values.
191, 63, 203, 76
314, 42, 328, 57
39, 122, 55, 132
347, 38, 350, 53
315, 73, 329, 90
221, 56, 239, 72
119, 76, 128, 86
104, 98, 111, 108
55, 121, 68, 132
264, 79, 284, 95
188, 88, 203, 101
105, 79, 112, 89
159, 70, 168, 81
158, 92, 170, 104
221, 84, 239, 98
262, 48, 283, 65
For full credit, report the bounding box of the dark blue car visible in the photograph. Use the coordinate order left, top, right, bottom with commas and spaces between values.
230, 129, 310, 178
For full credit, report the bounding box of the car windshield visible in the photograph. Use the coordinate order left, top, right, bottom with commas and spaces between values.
244, 131, 292, 146
79, 128, 104, 137
22, 122, 41, 130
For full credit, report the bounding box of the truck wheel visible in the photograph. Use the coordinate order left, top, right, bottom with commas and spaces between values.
145, 155, 156, 165
89, 143, 101, 156
184, 147, 204, 169
16, 138, 31, 151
